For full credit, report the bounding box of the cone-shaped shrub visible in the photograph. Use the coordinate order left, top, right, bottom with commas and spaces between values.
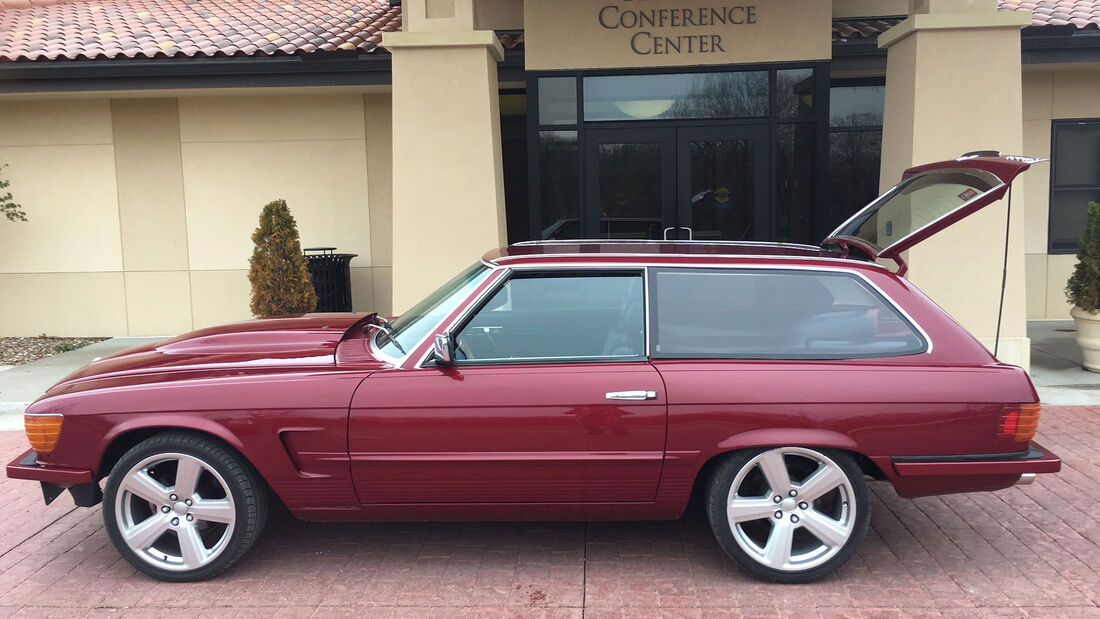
1066, 202, 1100, 313
247, 199, 317, 317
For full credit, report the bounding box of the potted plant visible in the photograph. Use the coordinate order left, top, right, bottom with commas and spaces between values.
1066, 201, 1100, 372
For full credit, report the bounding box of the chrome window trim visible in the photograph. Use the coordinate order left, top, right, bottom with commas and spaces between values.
645, 264, 933, 358
824, 168, 1005, 256
413, 265, 650, 369
410, 261, 932, 367
369, 265, 499, 368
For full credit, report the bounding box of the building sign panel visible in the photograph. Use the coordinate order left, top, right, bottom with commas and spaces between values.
525, 0, 831, 70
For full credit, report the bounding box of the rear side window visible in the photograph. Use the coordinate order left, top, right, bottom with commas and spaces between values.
650, 268, 926, 359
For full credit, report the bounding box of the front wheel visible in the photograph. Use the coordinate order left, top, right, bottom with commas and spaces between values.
103, 432, 268, 581
706, 446, 870, 583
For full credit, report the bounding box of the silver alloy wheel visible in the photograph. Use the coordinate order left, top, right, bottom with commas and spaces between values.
114, 452, 236, 573
725, 447, 856, 572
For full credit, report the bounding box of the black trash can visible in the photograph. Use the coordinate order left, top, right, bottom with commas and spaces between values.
303, 247, 358, 312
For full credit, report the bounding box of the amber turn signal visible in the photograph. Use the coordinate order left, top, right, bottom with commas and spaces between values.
997, 403, 1040, 442
24, 414, 63, 454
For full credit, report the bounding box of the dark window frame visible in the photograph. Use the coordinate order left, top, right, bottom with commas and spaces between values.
525, 61, 831, 244
647, 266, 928, 360
1048, 118, 1100, 254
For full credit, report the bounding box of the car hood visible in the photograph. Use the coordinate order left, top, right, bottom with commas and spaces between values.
46, 313, 374, 393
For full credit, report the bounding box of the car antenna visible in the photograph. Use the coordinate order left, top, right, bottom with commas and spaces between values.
994, 183, 1013, 360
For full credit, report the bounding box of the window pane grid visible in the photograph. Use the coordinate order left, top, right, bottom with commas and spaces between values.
1049, 119, 1100, 254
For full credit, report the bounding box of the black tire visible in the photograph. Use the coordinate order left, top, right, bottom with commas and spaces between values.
705, 446, 870, 584
103, 432, 268, 582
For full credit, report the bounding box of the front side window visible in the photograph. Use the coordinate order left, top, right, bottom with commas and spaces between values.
650, 268, 926, 359
455, 271, 645, 363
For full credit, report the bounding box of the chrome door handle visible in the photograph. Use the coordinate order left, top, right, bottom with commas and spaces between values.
605, 390, 657, 401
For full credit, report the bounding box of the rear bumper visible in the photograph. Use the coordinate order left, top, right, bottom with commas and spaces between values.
881, 441, 1061, 498
891, 442, 1061, 477
6, 449, 101, 507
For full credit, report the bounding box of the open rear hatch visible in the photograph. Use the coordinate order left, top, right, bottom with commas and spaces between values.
821, 152, 1046, 276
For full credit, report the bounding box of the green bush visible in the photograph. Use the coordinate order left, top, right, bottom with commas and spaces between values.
0, 164, 26, 223
1066, 201, 1100, 313
247, 199, 317, 317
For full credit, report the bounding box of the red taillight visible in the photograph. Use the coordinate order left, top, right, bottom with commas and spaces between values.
998, 403, 1040, 442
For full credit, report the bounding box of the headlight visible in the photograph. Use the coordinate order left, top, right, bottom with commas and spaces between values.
24, 413, 63, 454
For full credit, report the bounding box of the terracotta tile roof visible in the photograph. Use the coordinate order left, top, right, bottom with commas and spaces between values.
0, 0, 1097, 63
832, 19, 902, 40
0, 0, 400, 60
1004, 0, 1100, 28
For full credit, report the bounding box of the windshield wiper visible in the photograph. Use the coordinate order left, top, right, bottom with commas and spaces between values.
365, 316, 406, 355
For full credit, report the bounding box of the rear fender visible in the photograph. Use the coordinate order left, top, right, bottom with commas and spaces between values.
715, 428, 860, 453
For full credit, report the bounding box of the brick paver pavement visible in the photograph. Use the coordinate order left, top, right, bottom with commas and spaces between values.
1, 406, 1098, 618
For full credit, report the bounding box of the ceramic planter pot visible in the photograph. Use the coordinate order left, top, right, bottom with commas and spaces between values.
1071, 306, 1100, 372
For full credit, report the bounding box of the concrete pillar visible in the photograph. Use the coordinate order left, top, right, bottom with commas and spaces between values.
384, 0, 507, 312
878, 0, 1033, 369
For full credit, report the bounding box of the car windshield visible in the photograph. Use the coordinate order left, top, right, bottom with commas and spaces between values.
374, 262, 492, 359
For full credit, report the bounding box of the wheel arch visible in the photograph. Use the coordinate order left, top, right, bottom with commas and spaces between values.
689, 431, 888, 505
98, 417, 247, 478
96, 422, 282, 511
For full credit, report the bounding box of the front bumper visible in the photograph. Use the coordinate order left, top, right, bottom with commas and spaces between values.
6, 448, 101, 507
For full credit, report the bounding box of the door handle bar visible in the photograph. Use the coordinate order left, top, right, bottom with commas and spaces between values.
605, 390, 657, 401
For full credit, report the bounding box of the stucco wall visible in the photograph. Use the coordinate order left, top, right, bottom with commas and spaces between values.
1022, 67, 1100, 320
0, 92, 391, 337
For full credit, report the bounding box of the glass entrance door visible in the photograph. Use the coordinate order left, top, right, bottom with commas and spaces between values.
581, 126, 768, 241
676, 126, 769, 241
584, 128, 675, 240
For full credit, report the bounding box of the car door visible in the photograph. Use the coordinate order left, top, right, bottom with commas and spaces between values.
347, 268, 667, 504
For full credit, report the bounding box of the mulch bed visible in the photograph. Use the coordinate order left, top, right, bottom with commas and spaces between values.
0, 336, 107, 366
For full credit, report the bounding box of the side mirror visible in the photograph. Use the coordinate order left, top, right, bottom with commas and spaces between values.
433, 332, 455, 365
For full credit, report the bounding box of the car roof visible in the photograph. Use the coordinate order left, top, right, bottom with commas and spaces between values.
482, 240, 886, 271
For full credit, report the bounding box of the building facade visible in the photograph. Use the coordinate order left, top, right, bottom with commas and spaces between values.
1, 0, 1099, 373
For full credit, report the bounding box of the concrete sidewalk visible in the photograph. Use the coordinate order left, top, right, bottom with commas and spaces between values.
0, 337, 162, 431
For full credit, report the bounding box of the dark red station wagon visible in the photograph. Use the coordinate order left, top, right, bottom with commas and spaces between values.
8, 153, 1061, 583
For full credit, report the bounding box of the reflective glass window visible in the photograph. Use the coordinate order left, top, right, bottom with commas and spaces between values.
777, 68, 815, 119
830, 85, 885, 127
539, 131, 580, 239
583, 71, 768, 121
538, 77, 578, 126
1049, 120, 1100, 253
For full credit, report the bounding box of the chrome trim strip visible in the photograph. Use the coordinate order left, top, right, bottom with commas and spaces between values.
490, 252, 885, 271
511, 239, 823, 251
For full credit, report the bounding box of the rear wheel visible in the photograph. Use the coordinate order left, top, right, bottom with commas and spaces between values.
103, 432, 267, 581
706, 446, 870, 583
